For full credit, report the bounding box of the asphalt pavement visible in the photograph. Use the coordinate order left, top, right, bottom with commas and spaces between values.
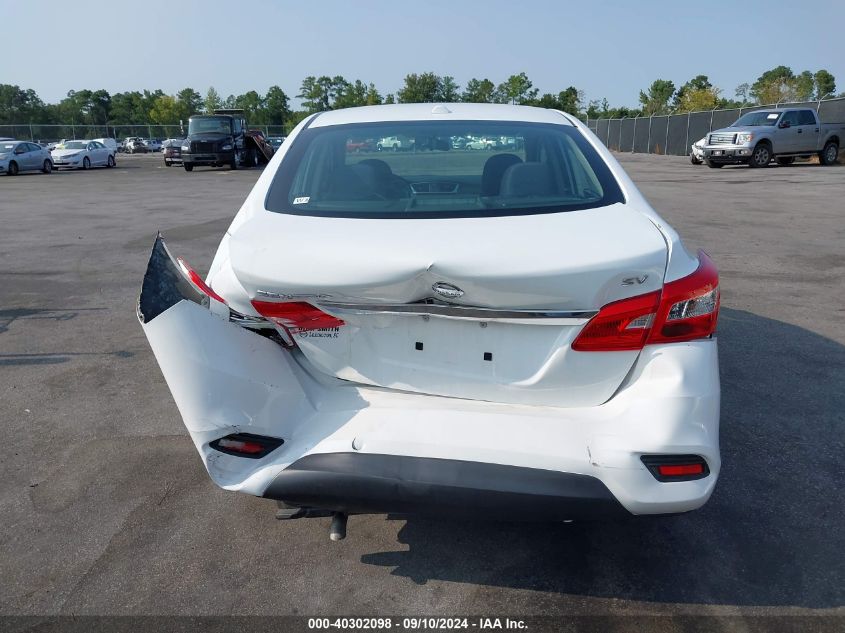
0, 152, 842, 626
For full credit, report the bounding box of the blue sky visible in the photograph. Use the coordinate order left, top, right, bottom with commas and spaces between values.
4, 0, 843, 108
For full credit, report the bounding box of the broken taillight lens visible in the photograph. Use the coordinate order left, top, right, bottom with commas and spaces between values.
209, 433, 284, 459
250, 300, 344, 332
646, 251, 720, 345
176, 257, 227, 305
572, 251, 719, 352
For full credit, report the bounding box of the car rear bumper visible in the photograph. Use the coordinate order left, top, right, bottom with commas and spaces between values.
264, 452, 629, 519
139, 237, 721, 518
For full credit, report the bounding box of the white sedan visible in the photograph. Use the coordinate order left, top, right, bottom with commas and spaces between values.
138, 103, 720, 538
51, 140, 116, 170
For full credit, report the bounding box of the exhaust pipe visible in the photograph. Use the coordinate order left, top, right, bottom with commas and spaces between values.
330, 512, 348, 541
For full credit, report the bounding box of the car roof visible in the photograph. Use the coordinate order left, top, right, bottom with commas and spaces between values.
309, 103, 576, 128
751, 107, 812, 112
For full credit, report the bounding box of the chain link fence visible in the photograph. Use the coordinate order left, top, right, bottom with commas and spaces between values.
0, 123, 289, 143
586, 96, 845, 155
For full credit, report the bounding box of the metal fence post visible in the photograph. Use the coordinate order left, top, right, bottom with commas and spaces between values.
618, 117, 624, 152
631, 116, 637, 152
684, 112, 690, 155
647, 115, 653, 154
606, 119, 611, 147
709, 107, 716, 133
29, 123, 34, 141
664, 115, 670, 155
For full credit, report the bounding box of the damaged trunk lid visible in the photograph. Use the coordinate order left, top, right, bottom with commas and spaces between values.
229, 204, 667, 407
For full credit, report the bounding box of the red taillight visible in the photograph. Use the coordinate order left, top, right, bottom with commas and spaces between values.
217, 438, 265, 454
209, 433, 285, 459
658, 463, 704, 477
570, 290, 660, 351
176, 256, 227, 305
647, 250, 719, 345
572, 250, 719, 352
251, 300, 344, 332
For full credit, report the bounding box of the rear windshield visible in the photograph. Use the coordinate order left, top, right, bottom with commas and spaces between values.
265, 121, 624, 218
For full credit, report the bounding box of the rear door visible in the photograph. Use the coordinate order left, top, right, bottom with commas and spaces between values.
28, 143, 44, 169
796, 110, 819, 152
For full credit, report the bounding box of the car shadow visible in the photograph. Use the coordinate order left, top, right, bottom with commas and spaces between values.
359, 307, 845, 608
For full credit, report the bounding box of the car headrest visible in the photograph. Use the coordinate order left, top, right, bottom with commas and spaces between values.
499, 162, 555, 197
481, 153, 523, 196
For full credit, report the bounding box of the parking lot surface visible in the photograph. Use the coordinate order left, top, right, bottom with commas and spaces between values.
1, 153, 843, 621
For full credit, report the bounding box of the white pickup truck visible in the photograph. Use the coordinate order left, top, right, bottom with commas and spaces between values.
702, 107, 842, 168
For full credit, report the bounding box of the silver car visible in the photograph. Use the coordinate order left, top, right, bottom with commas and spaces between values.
0, 140, 54, 176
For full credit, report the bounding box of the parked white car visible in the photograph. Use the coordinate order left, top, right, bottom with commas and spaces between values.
143, 138, 162, 152
690, 137, 706, 164
93, 137, 119, 155
0, 140, 54, 175
51, 140, 116, 170
139, 103, 721, 538
376, 135, 412, 151
123, 138, 148, 153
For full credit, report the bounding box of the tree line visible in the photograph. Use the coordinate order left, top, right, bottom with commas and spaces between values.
0, 66, 839, 133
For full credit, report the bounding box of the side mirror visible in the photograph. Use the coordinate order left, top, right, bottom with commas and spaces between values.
779, 120, 791, 129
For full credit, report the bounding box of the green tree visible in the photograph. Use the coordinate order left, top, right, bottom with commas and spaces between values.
496, 72, 537, 105
204, 86, 222, 113
0, 84, 46, 124
176, 88, 202, 120
334, 79, 368, 109
397, 72, 442, 103
235, 90, 265, 123
557, 87, 581, 114
673, 75, 712, 109
149, 95, 180, 124
793, 71, 815, 101
750, 66, 795, 104
638, 79, 675, 115
735, 83, 751, 106
264, 86, 291, 125
461, 78, 496, 103
439, 76, 460, 102
365, 83, 382, 105
675, 87, 722, 112
813, 70, 836, 100
298, 75, 347, 112
384, 93, 395, 104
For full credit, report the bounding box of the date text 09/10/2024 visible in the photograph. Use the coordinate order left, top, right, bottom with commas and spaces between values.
307, 617, 528, 630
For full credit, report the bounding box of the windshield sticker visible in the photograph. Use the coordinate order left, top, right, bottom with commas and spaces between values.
767, 113, 780, 120
293, 196, 310, 205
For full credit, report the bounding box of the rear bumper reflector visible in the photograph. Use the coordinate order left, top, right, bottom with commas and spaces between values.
641, 455, 710, 482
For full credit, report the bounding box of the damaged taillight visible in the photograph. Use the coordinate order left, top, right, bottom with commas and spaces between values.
250, 300, 344, 332
646, 251, 720, 345
209, 433, 284, 459
176, 257, 227, 305
572, 250, 719, 352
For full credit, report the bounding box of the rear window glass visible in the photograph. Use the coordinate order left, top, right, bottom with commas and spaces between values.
265, 121, 624, 218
